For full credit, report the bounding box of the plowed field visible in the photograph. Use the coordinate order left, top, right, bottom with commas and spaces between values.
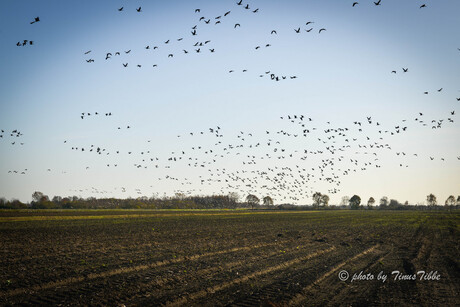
0, 210, 458, 306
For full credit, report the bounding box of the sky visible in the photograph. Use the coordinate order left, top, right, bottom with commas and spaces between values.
0, 0, 459, 205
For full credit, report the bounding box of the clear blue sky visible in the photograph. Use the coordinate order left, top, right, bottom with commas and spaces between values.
1, 0, 459, 205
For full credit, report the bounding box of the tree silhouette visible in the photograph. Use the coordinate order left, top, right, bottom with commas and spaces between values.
445, 195, 456, 209
263, 196, 274, 206
246, 194, 260, 210
380, 196, 389, 209
32, 191, 49, 203
349, 195, 361, 209
340, 196, 350, 207
320, 194, 330, 207
426, 194, 437, 206
312, 192, 322, 208
367, 197, 375, 208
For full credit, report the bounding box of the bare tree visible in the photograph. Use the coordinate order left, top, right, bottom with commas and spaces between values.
445, 195, 456, 210
367, 197, 375, 208
340, 196, 350, 208
426, 194, 437, 207
228, 192, 240, 203
246, 194, 260, 210
380, 196, 389, 209
32, 191, 49, 203
320, 194, 330, 207
263, 196, 274, 206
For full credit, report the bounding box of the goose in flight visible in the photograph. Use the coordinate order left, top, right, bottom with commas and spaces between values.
271, 30, 277, 34
234, 23, 241, 28
402, 67, 408, 72
353, 2, 358, 6
294, 28, 301, 33
319, 28, 326, 33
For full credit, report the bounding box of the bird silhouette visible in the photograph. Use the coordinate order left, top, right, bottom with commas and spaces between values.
30, 17, 40, 24
319, 28, 326, 33
353, 2, 359, 6
374, 0, 381, 5
136, 7, 142, 12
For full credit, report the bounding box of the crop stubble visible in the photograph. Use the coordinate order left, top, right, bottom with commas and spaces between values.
0, 210, 458, 306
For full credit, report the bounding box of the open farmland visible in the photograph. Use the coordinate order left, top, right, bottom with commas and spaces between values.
0, 210, 459, 306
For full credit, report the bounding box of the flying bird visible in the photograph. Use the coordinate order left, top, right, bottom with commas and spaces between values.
353, 2, 359, 6
30, 17, 40, 24
374, 0, 381, 5
319, 28, 326, 33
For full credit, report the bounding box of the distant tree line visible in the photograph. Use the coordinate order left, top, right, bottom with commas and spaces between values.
0, 191, 458, 210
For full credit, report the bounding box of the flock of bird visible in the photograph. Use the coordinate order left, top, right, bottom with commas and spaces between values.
2, 1, 459, 203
